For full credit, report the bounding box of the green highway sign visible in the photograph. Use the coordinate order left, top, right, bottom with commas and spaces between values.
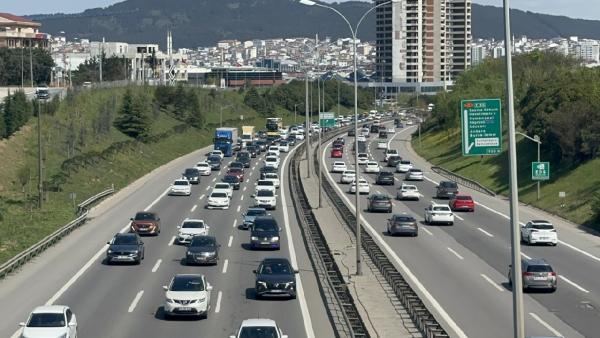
320, 112, 335, 128
461, 99, 502, 156
532, 161, 550, 181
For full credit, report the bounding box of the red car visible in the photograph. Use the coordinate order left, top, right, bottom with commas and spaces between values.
331, 148, 343, 158
227, 168, 245, 182
450, 194, 475, 212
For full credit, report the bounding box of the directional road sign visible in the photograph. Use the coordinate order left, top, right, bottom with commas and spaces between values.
461, 99, 502, 156
320, 112, 335, 128
531, 161, 550, 181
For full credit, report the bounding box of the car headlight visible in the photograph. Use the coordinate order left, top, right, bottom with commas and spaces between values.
166, 298, 175, 303
251, 236, 258, 241
256, 281, 267, 287
271, 236, 279, 241
107, 249, 113, 254
197, 296, 206, 302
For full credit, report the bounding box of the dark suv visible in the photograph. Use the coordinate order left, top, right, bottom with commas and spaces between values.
254, 258, 298, 299
182, 168, 200, 184
375, 171, 395, 185
207, 155, 221, 170
250, 217, 282, 249
236, 152, 251, 168
387, 155, 402, 167
367, 194, 393, 213
436, 181, 458, 199
106, 233, 145, 264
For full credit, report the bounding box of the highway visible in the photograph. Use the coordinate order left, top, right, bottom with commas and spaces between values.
0, 142, 334, 338
321, 120, 599, 338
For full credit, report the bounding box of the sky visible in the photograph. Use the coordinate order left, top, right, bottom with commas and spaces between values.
2, 0, 599, 21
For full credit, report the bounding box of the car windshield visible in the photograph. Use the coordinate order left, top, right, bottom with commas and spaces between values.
182, 221, 204, 229
265, 174, 278, 179
113, 235, 137, 245
231, 162, 243, 168
380, 172, 393, 177
27, 313, 65, 327
239, 327, 279, 338
170, 276, 204, 291
208, 156, 220, 162
400, 161, 411, 165
247, 209, 266, 216
409, 169, 422, 173
174, 181, 189, 186
344, 171, 355, 175
260, 261, 292, 275
257, 190, 274, 197
403, 186, 416, 190
190, 237, 215, 247
253, 220, 278, 231
211, 192, 227, 198
527, 265, 553, 273
197, 163, 209, 167
532, 223, 554, 230
134, 212, 156, 221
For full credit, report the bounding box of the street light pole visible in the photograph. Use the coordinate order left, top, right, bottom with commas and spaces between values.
294, 104, 299, 124
305, 71, 310, 178
516, 131, 542, 200
318, 78, 323, 208
37, 98, 43, 208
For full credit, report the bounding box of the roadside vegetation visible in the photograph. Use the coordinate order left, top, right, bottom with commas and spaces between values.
414, 51, 600, 228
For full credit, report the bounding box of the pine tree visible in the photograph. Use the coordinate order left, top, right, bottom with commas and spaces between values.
0, 101, 6, 138
114, 89, 151, 140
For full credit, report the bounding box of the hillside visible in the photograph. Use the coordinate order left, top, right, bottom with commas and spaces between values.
28, 0, 600, 48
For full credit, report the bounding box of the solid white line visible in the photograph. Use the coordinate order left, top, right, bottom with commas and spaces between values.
222, 259, 229, 274
236, 205, 241, 212
168, 236, 176, 246
232, 219, 238, 228
191, 204, 197, 212
227, 235, 233, 247
151, 259, 162, 273
128, 290, 144, 313
421, 227, 433, 236
477, 227, 494, 237
447, 247, 464, 260
557, 240, 600, 263
529, 312, 563, 337
559, 275, 590, 293
199, 194, 205, 200
214, 290, 223, 313
454, 214, 464, 221
480, 274, 504, 292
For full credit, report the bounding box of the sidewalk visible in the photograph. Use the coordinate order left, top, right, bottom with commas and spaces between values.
298, 156, 422, 338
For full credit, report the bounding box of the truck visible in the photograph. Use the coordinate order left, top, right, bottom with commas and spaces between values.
214, 127, 238, 157
266, 118, 283, 141
241, 126, 255, 147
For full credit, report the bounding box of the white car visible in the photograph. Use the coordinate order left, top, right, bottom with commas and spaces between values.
377, 140, 388, 149
521, 220, 558, 245
396, 160, 413, 173
254, 189, 277, 210
169, 179, 192, 196
263, 173, 280, 188
424, 203, 454, 225
357, 135, 366, 142
331, 161, 348, 173
177, 219, 209, 244
213, 183, 233, 198
295, 133, 305, 140
406, 120, 414, 125
279, 142, 290, 153
387, 127, 395, 133
357, 153, 369, 165
209, 150, 224, 159
364, 161, 380, 173
349, 178, 370, 194
207, 191, 230, 209
405, 168, 424, 181
397, 184, 420, 200
255, 180, 277, 194
385, 149, 399, 161
268, 146, 280, 157
163, 274, 212, 319
229, 318, 288, 338
195, 162, 212, 176
340, 170, 356, 184
264, 156, 280, 169
360, 128, 370, 137
266, 151, 279, 158
19, 305, 78, 338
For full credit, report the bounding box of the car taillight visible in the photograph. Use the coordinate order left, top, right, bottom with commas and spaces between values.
523, 272, 534, 276
549, 272, 556, 277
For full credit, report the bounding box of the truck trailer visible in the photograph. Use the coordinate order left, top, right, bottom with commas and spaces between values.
214, 127, 238, 157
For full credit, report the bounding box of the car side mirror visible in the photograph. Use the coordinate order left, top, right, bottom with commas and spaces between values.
162, 285, 168, 291
106, 241, 110, 245
206, 285, 213, 291
130, 218, 134, 221
68, 322, 77, 327
294, 269, 299, 274
177, 226, 181, 229
279, 227, 283, 232
19, 322, 26, 327
252, 269, 257, 274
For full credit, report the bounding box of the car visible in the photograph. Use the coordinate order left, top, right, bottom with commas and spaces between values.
255, 180, 277, 194
263, 172, 280, 188
377, 140, 387, 149
106, 233, 145, 264
177, 219, 209, 244
222, 174, 241, 190
207, 191, 230, 209
449, 194, 475, 212
364, 161, 380, 173
230, 161, 245, 171
163, 274, 213, 319
340, 170, 356, 184
242, 208, 268, 230
254, 189, 277, 210
348, 129, 356, 136
268, 146, 280, 157
236, 153, 251, 168
182, 168, 200, 184
367, 194, 393, 213
246, 145, 259, 158
213, 183, 233, 198
357, 135, 366, 142
209, 150, 224, 159
19, 305, 78, 338
357, 153, 369, 165
349, 178, 370, 194
130, 211, 161, 235
228, 168, 245, 182
264, 156, 280, 169
396, 160, 413, 173
278, 141, 290, 153
254, 258, 298, 299
256, 140, 268, 152
169, 179, 192, 196
405, 168, 424, 181
397, 184, 420, 200
378, 131, 388, 139
195, 162, 212, 176
331, 161, 348, 173
331, 148, 343, 158
397, 122, 404, 128
375, 171, 395, 185
508, 258, 557, 292
520, 220, 558, 246
436, 181, 459, 199
424, 202, 454, 225
387, 127, 395, 133
332, 140, 344, 149
229, 318, 288, 338
287, 138, 296, 146
185, 235, 220, 265
266, 151, 279, 158
206, 155, 222, 170
260, 166, 278, 179
387, 214, 418, 236
370, 125, 380, 133
384, 149, 399, 161
360, 128, 370, 137
250, 216, 282, 249
386, 155, 401, 167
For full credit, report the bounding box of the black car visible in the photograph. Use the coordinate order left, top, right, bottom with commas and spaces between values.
106, 233, 145, 264
255, 140, 267, 152
260, 166, 278, 179
375, 171, 395, 185
254, 258, 298, 299
236, 152, 251, 168
206, 155, 221, 170
250, 216, 281, 250
222, 174, 241, 190
185, 235, 220, 265
370, 125, 379, 133
246, 145, 258, 158
348, 129, 356, 137
229, 161, 244, 171
436, 181, 459, 199
378, 130, 388, 139
387, 155, 402, 167
182, 168, 200, 184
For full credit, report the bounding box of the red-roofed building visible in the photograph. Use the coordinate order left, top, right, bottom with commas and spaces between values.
0, 13, 49, 49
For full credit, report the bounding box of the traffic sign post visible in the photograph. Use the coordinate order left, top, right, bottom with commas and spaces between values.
461, 99, 502, 156
531, 162, 549, 181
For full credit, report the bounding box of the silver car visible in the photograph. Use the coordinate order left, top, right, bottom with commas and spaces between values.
508, 258, 557, 292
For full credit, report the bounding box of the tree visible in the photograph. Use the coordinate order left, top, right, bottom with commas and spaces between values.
0, 47, 54, 86
3, 90, 31, 138
114, 89, 151, 140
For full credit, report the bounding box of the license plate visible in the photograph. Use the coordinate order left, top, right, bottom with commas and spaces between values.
533, 277, 546, 281
117, 255, 128, 259
178, 307, 192, 311
261, 241, 270, 245
139, 228, 148, 231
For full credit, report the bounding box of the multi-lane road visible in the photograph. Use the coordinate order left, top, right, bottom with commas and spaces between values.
321, 120, 600, 338
1, 142, 334, 338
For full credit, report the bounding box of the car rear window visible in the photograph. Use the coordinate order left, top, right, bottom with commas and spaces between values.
258, 181, 274, 186
372, 195, 389, 201
441, 181, 458, 188
380, 172, 393, 177
456, 196, 472, 200
395, 216, 415, 222
527, 265, 553, 273
532, 223, 554, 230
174, 181, 189, 186
182, 221, 205, 228
211, 192, 227, 198
400, 160, 411, 165
433, 206, 450, 211
257, 190, 274, 197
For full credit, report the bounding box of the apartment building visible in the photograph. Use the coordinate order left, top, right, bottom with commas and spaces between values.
0, 13, 49, 49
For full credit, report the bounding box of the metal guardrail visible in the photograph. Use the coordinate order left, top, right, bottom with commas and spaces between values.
77, 185, 115, 214
431, 166, 496, 197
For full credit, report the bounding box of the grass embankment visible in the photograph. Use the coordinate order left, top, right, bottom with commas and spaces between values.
413, 129, 600, 229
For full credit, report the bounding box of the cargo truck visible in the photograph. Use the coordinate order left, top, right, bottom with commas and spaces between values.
266, 118, 283, 141
241, 126, 255, 147
214, 127, 238, 157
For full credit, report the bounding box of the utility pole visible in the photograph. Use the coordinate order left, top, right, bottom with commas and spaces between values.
21, 46, 24, 88
37, 98, 43, 208
305, 71, 310, 178
29, 45, 34, 88
317, 78, 322, 208
99, 37, 104, 84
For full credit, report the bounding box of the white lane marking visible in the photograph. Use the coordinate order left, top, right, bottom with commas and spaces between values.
480, 274, 504, 292
214, 290, 223, 313
212, 177, 217, 182
520, 252, 532, 260
557, 240, 600, 264
421, 227, 433, 236
168, 236, 176, 246
529, 312, 563, 337
477, 227, 494, 237
559, 275, 590, 293
222, 259, 229, 274
191, 204, 197, 212
128, 290, 144, 313
205, 186, 210, 191
232, 219, 238, 228
151, 259, 162, 273
243, 186, 247, 192
454, 214, 464, 221
447, 247, 464, 260
280, 142, 316, 338
236, 205, 241, 212
240, 195, 244, 201
228, 235, 233, 248
199, 194, 205, 200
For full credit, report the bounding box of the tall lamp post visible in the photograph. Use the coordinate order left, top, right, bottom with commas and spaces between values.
516, 132, 542, 200
219, 104, 233, 128
300, 0, 397, 276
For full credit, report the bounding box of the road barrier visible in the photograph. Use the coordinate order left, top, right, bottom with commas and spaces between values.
431, 166, 496, 196
76, 186, 115, 215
